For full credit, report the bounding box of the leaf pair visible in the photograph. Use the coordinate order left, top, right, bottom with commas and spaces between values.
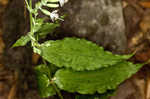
12, 19, 59, 47
35, 60, 144, 97
34, 37, 145, 98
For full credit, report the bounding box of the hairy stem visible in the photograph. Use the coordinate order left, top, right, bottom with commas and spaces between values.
51, 82, 64, 99
28, 0, 63, 98
43, 59, 64, 99
29, 0, 33, 32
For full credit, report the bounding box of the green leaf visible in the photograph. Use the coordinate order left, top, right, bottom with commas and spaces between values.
35, 64, 51, 77
12, 35, 31, 47
48, 63, 59, 75
34, 18, 44, 32
35, 64, 56, 98
39, 37, 133, 71
36, 23, 59, 38
54, 61, 144, 94
36, 75, 56, 98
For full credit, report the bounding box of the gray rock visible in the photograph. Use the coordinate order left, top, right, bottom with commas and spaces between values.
60, 0, 127, 53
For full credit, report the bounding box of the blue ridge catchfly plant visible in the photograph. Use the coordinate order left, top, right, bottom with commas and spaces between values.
12, 0, 148, 99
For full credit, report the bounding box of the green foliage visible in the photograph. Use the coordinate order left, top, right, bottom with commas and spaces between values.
36, 75, 56, 98
36, 22, 60, 39
54, 61, 144, 94
35, 64, 56, 98
39, 37, 133, 71
48, 63, 59, 75
12, 35, 31, 47
35, 64, 51, 77
34, 18, 44, 33
13, 0, 62, 48
33, 18, 60, 39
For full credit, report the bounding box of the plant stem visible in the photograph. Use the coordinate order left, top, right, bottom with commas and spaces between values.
51, 82, 64, 99
28, 0, 38, 47
42, 59, 64, 99
29, 0, 33, 32
28, 1, 63, 98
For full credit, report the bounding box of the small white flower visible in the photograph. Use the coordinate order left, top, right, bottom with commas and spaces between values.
50, 10, 59, 21
50, 10, 64, 21
59, 0, 68, 7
